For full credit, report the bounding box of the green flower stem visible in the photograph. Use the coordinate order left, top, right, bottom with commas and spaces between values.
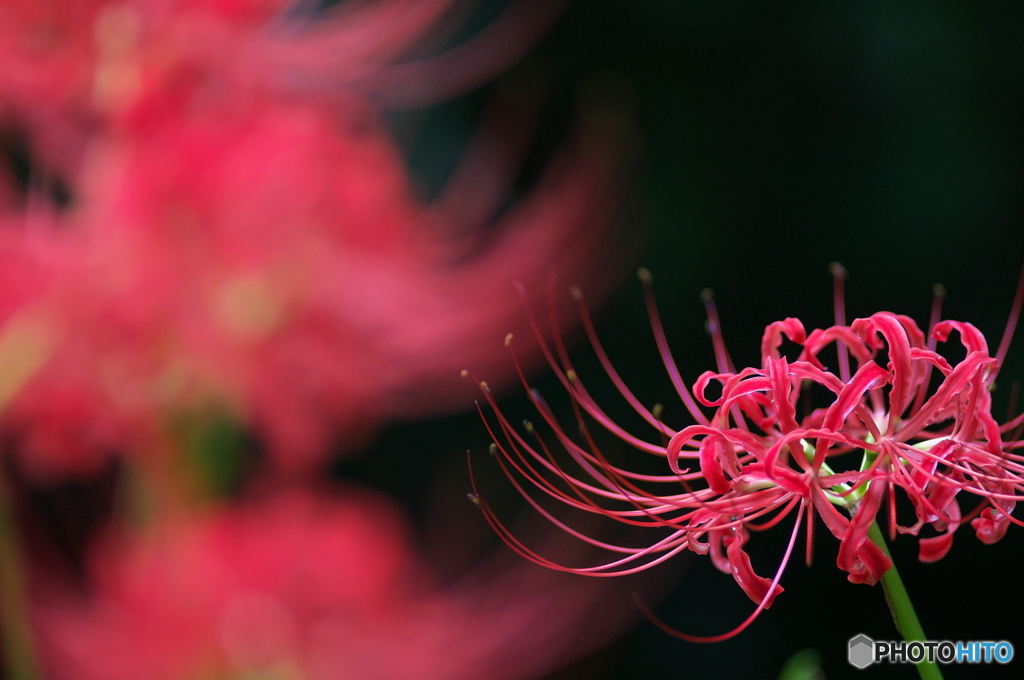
868, 521, 943, 680
0, 464, 39, 680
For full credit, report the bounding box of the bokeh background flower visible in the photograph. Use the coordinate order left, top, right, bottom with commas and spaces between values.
1, 2, 643, 679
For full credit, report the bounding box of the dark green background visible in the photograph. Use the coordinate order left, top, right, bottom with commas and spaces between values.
366, 2, 1024, 679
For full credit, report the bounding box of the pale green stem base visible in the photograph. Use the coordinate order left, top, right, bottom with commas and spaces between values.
868, 522, 943, 680
0, 464, 39, 680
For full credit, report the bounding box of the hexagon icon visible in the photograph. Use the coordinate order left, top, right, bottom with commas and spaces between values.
848, 634, 875, 669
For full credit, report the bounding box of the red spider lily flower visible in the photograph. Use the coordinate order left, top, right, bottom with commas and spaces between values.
469, 265, 1024, 641
0, 0, 632, 477
30, 486, 639, 680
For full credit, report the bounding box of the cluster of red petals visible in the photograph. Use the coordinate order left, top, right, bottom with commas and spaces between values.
471, 268, 1024, 639
31, 488, 630, 680
0, 0, 629, 477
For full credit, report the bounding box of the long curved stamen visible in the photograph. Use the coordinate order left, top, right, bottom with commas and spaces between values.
633, 506, 803, 643
638, 268, 710, 425
571, 285, 678, 437
830, 262, 852, 383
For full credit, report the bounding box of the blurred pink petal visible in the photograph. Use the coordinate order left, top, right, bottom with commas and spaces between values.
0, 0, 634, 476
32, 486, 643, 680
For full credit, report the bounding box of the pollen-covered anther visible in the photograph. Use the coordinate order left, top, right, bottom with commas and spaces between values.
480, 381, 490, 393
637, 267, 653, 284
570, 285, 584, 301
504, 333, 514, 347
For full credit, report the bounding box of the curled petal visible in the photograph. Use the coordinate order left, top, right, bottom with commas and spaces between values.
918, 497, 961, 563
801, 326, 873, 368
667, 425, 764, 475
697, 436, 732, 495
821, 361, 889, 432
737, 465, 809, 497
761, 427, 857, 481
724, 527, 784, 607
898, 351, 997, 439
764, 357, 799, 434
841, 483, 884, 554
972, 506, 1012, 545
760, 317, 805, 362
785, 360, 846, 394
694, 367, 762, 410
816, 485, 891, 585
851, 314, 915, 425
693, 371, 728, 408
932, 320, 988, 355
908, 347, 953, 376
706, 524, 730, 574
718, 376, 771, 412
843, 539, 891, 586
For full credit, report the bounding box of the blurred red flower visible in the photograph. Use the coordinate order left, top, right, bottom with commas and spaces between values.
0, 0, 633, 477
0, 5, 645, 680
31, 486, 639, 680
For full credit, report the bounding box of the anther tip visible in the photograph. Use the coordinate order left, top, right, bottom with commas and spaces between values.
460, 369, 470, 378
932, 283, 947, 298
700, 288, 714, 303
570, 285, 584, 301
566, 369, 578, 382
467, 492, 482, 507
637, 267, 653, 284
504, 333, 514, 347
828, 262, 847, 278
480, 381, 490, 393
